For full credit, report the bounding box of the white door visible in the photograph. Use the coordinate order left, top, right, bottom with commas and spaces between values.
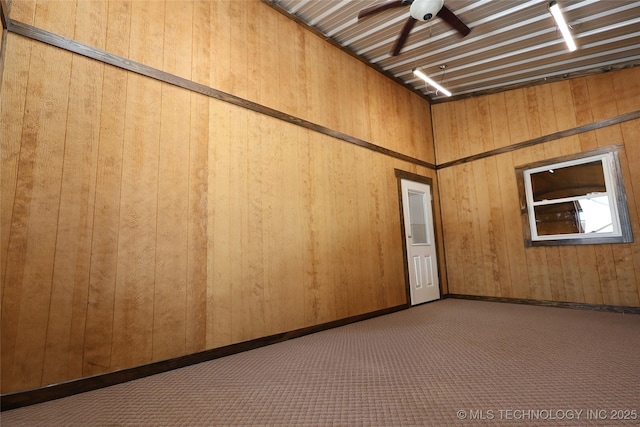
401, 179, 440, 305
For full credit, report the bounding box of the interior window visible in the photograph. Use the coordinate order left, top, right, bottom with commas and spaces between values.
516, 146, 633, 246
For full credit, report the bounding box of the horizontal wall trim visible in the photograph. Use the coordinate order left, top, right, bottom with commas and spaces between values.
445, 294, 640, 315
437, 109, 640, 169
5, 19, 436, 170
0, 303, 409, 411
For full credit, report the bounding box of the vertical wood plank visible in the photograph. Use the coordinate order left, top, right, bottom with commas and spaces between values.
110, 74, 161, 370
594, 246, 621, 306
83, 66, 127, 376
151, 0, 193, 362
6, 43, 72, 391
576, 245, 603, 305
42, 52, 103, 385
208, 101, 234, 348
1, 35, 31, 301
82, 0, 131, 377
185, 0, 211, 354
153, 83, 190, 362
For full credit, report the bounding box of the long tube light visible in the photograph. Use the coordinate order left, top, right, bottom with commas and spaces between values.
413, 68, 452, 97
549, 1, 577, 52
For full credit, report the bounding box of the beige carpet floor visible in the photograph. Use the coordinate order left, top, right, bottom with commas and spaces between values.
2, 298, 639, 426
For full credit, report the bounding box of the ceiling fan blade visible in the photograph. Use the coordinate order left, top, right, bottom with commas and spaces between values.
358, 0, 408, 20
391, 16, 417, 56
436, 5, 471, 37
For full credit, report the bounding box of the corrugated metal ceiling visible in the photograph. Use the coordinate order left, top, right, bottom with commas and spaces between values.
266, 0, 640, 102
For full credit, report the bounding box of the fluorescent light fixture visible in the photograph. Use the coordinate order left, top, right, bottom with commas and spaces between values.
413, 68, 452, 97
549, 1, 577, 52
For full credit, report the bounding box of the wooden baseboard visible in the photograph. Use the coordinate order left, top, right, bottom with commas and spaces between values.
1, 303, 408, 411
444, 293, 640, 315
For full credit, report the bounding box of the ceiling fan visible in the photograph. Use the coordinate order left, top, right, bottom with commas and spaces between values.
357, 0, 471, 56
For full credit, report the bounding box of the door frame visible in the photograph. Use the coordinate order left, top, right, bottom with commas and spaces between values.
394, 169, 444, 305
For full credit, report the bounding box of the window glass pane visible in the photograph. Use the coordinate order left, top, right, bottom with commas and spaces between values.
530, 160, 606, 202
534, 202, 582, 236
577, 196, 614, 234
534, 197, 614, 236
408, 191, 428, 244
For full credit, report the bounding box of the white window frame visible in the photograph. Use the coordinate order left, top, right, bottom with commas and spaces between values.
516, 145, 633, 247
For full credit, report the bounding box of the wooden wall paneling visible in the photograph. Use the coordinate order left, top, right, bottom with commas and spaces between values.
463, 97, 490, 158
612, 246, 639, 307
185, 0, 211, 355
276, 124, 306, 331
575, 245, 603, 305
83, 65, 127, 377
439, 102, 460, 164
74, 0, 108, 49
487, 92, 510, 152
612, 67, 640, 113
319, 134, 338, 320
478, 157, 510, 297
236, 109, 267, 343
1, 35, 30, 293
277, 17, 301, 118
453, 99, 471, 159
260, 116, 288, 335
365, 67, 385, 157
586, 73, 624, 146
299, 130, 323, 325
471, 158, 497, 296
36, 1, 76, 37
225, 0, 250, 99
105, 0, 131, 58
594, 245, 620, 306
207, 101, 234, 349
476, 96, 494, 154
110, 73, 161, 371
82, 0, 132, 376
208, 0, 230, 92
612, 125, 639, 306
550, 80, 577, 131
616, 76, 640, 306
523, 86, 542, 139
150, 0, 193, 363
504, 89, 531, 146
256, 4, 278, 109
0, 36, 33, 393
414, 93, 436, 162
369, 156, 394, 308
109, 0, 164, 371
569, 78, 599, 151
309, 132, 338, 324
495, 152, 527, 298
7, 0, 36, 25
426, 167, 448, 296
128, 0, 164, 70
512, 146, 546, 301
163, 0, 192, 78
4, 41, 73, 392
41, 51, 103, 386
437, 167, 463, 293
292, 27, 310, 122
535, 84, 560, 136
152, 83, 190, 362
558, 246, 585, 304
453, 163, 479, 294
330, 141, 353, 319
352, 148, 377, 315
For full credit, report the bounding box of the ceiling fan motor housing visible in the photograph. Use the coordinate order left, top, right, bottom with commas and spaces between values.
410, 0, 444, 21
